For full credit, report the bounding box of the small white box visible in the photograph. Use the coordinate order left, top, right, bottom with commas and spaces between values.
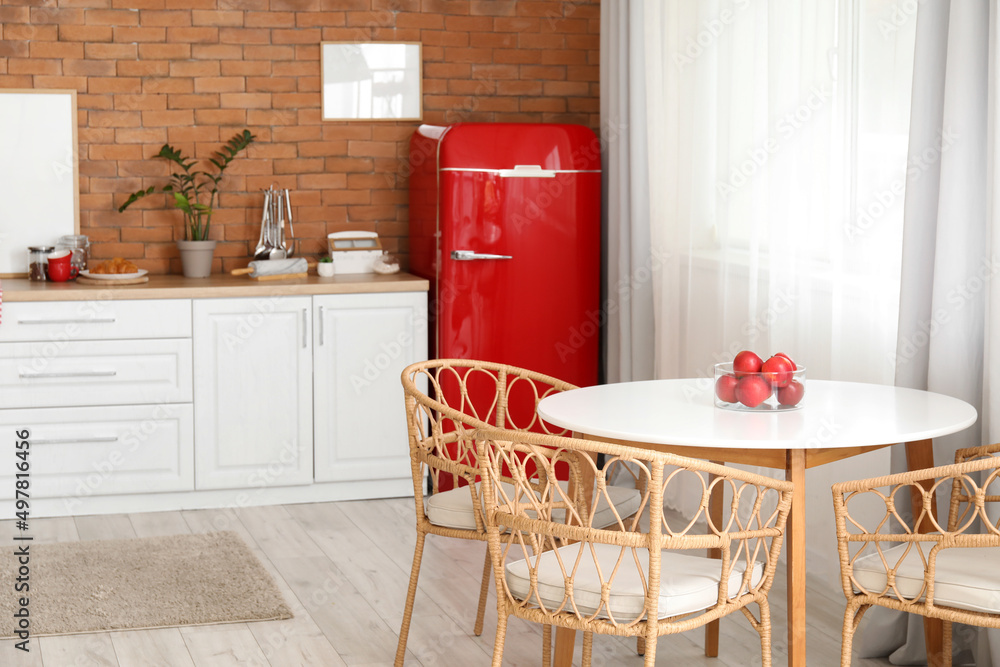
328, 231, 382, 274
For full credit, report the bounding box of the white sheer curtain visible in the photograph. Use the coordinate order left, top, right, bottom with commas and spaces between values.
600, 0, 656, 384
603, 0, 1000, 663
869, 1, 999, 664
639, 1, 916, 581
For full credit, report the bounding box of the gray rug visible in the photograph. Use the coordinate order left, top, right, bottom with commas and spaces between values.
0, 531, 292, 637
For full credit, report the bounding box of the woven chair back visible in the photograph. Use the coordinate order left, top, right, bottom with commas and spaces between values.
477, 427, 794, 636
833, 452, 1000, 610
401, 359, 575, 497
949, 443, 1000, 534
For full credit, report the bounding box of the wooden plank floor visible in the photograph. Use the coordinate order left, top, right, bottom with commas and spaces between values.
0, 498, 896, 667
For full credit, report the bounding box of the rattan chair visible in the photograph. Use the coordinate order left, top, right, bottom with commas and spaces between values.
476, 426, 794, 667
833, 443, 1000, 666
395, 359, 642, 666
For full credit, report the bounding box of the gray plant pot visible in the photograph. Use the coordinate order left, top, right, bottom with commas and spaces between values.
176, 240, 216, 278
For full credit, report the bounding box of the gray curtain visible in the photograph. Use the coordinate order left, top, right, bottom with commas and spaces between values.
600, 0, 655, 384
860, 0, 998, 663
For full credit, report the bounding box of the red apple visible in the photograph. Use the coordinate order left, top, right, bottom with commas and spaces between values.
715, 374, 739, 403
761, 355, 794, 388
735, 375, 772, 408
774, 352, 797, 370
733, 350, 763, 377
777, 380, 805, 406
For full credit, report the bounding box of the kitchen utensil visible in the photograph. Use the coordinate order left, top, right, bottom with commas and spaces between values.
252, 186, 297, 261
268, 187, 287, 259
230, 258, 315, 280
253, 190, 273, 260
284, 188, 296, 257
56, 235, 89, 278
46, 250, 73, 282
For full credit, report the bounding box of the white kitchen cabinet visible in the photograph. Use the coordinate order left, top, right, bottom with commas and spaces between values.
193, 297, 313, 490
1, 299, 191, 342
0, 338, 193, 409
0, 404, 194, 503
313, 292, 427, 483
0, 275, 429, 517
0, 298, 196, 507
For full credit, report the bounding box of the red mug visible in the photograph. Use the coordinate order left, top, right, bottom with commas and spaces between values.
47, 250, 73, 282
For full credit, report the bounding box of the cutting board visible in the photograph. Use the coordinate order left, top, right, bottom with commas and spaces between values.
248, 272, 308, 281
75, 275, 150, 286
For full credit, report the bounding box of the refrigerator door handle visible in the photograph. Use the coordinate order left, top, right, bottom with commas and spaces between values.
451, 250, 513, 261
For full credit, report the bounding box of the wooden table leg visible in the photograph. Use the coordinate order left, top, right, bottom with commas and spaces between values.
553, 433, 594, 667
786, 449, 807, 667
705, 461, 724, 657
905, 438, 939, 530
905, 438, 945, 666
554, 627, 576, 667
923, 617, 947, 667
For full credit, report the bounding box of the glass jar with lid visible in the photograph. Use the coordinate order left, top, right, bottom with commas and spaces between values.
28, 246, 55, 281
56, 235, 89, 278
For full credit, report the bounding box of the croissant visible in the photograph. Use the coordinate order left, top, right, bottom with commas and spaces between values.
91, 257, 138, 274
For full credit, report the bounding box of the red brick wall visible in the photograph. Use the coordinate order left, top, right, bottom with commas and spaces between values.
0, 0, 599, 274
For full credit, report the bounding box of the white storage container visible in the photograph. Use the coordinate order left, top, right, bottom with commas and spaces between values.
327, 231, 382, 274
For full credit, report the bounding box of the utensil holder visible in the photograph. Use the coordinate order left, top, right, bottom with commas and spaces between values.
254, 187, 296, 261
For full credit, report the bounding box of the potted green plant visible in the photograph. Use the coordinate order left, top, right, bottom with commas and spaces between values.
118, 129, 255, 278
317, 255, 335, 277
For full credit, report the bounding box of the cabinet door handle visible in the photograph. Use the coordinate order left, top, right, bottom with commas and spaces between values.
19, 370, 117, 379
17, 318, 116, 325
318, 306, 325, 346
30, 435, 119, 445
302, 308, 308, 348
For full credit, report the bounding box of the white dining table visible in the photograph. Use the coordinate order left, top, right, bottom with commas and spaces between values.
537, 378, 977, 667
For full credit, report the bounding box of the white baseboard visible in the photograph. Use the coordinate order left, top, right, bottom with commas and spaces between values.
25, 478, 414, 518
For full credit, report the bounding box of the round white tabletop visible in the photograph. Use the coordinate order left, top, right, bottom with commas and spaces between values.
537, 379, 978, 450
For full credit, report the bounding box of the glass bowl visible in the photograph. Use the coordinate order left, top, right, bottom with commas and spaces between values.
714, 362, 806, 411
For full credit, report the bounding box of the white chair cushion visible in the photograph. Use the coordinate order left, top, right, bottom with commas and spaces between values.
505, 542, 763, 620
852, 543, 1000, 614
425, 481, 642, 531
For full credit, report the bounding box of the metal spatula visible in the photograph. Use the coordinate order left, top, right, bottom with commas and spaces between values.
284, 188, 296, 257
253, 190, 273, 260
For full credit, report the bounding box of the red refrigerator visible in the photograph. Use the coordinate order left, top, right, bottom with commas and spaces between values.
409, 123, 601, 389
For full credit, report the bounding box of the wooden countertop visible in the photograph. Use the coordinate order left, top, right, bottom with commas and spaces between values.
0, 272, 429, 302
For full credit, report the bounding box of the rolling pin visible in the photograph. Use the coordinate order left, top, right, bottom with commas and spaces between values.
231, 258, 316, 280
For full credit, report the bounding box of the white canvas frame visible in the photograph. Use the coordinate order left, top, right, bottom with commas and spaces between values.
0, 89, 80, 276
321, 42, 422, 121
